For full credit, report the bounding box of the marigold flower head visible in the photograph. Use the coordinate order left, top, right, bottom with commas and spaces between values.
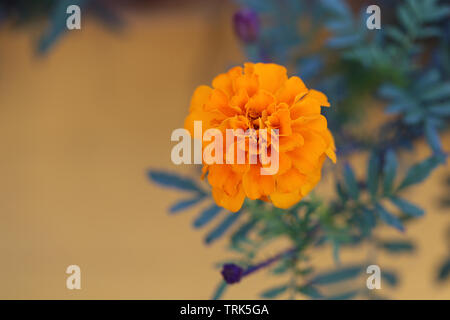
184, 63, 336, 212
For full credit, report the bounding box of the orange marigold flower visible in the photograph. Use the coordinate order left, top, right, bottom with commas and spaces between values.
184, 62, 336, 212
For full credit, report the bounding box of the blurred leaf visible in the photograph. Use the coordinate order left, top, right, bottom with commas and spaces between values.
320, 0, 352, 18
382, 270, 399, 287
327, 34, 361, 49
367, 152, 380, 198
422, 83, 450, 101
383, 150, 397, 195
212, 281, 227, 300
398, 155, 445, 191
310, 265, 363, 285
38, 0, 89, 54
297, 285, 323, 299
148, 170, 203, 193
375, 203, 405, 232
169, 196, 203, 214
260, 285, 288, 299
425, 120, 443, 154
379, 84, 407, 100
205, 210, 242, 245
344, 163, 359, 200
389, 196, 424, 217
378, 239, 415, 253
437, 258, 450, 281
361, 208, 377, 237
326, 290, 359, 300
429, 103, 450, 116
193, 204, 222, 228
231, 219, 257, 248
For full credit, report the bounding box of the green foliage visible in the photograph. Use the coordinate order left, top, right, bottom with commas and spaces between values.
149, 0, 449, 299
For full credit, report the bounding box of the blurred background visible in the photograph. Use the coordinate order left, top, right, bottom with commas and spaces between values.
0, 0, 448, 299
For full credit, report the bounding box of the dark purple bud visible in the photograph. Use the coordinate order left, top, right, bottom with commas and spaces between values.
221, 263, 244, 284
233, 8, 260, 43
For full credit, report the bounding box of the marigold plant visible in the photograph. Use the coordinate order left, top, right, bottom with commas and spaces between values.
184, 63, 336, 212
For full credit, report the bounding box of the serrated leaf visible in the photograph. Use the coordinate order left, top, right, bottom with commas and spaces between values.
390, 196, 424, 217
148, 170, 203, 193
310, 265, 363, 285
375, 203, 405, 232
169, 196, 203, 214
205, 210, 242, 244
398, 155, 445, 190
193, 204, 222, 228
367, 152, 380, 198
344, 163, 359, 200
383, 150, 397, 195
260, 285, 288, 299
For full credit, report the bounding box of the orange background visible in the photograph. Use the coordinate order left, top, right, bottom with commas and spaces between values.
0, 1, 448, 299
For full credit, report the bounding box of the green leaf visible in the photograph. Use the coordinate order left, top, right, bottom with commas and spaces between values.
297, 285, 323, 299
429, 103, 450, 116
398, 5, 417, 34
310, 265, 363, 285
38, 0, 89, 54
361, 208, 377, 237
425, 120, 443, 154
212, 281, 227, 300
437, 258, 450, 281
169, 196, 203, 214
205, 210, 242, 244
398, 155, 445, 190
260, 285, 288, 299
422, 82, 450, 101
382, 270, 399, 287
367, 152, 380, 198
389, 196, 424, 217
271, 260, 290, 275
378, 240, 415, 253
231, 219, 257, 248
383, 150, 397, 195
326, 290, 359, 300
344, 163, 359, 200
375, 203, 405, 232
193, 204, 222, 228
148, 170, 203, 193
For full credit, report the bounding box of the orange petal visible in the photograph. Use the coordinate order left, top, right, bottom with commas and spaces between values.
308, 89, 330, 107
243, 165, 275, 199
189, 85, 213, 112
276, 168, 307, 193
291, 115, 328, 132
212, 185, 245, 212
253, 63, 288, 93
270, 190, 303, 209
275, 76, 308, 106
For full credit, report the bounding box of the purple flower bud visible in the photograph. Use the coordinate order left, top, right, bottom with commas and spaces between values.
221, 263, 244, 284
233, 8, 260, 43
